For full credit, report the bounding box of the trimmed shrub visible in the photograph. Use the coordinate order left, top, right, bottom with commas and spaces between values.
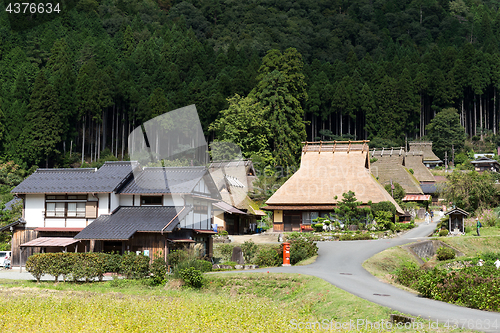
44, 253, 76, 283
436, 247, 455, 261
313, 223, 323, 232
179, 267, 204, 288
150, 257, 168, 285
120, 252, 150, 279
104, 252, 122, 274
25, 253, 46, 283
438, 229, 449, 237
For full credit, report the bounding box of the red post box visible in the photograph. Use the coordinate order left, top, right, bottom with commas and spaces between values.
283, 242, 291, 266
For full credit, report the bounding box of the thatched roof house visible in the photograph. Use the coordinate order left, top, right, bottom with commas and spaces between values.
404, 152, 436, 183
408, 142, 442, 168
370, 147, 423, 195
209, 160, 265, 234
264, 141, 403, 232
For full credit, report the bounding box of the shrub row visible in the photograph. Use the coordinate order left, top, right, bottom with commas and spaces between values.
25, 252, 150, 283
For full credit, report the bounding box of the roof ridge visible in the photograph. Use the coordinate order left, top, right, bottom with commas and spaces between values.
37, 168, 97, 172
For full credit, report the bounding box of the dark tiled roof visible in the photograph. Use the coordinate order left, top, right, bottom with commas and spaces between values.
0, 218, 26, 232
420, 183, 437, 194
120, 167, 219, 197
11, 162, 137, 194
75, 206, 191, 240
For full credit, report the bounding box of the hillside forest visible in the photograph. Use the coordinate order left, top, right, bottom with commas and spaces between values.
2, 0, 500, 172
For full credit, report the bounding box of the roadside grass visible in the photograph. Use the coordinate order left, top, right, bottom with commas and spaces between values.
462, 227, 500, 237
0, 273, 448, 332
440, 235, 500, 256
294, 255, 318, 266
362, 247, 419, 284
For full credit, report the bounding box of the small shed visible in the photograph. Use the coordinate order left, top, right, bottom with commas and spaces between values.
444, 207, 469, 234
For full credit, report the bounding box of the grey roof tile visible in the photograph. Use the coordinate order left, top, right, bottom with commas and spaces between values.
11, 162, 136, 194
74, 206, 191, 240
119, 166, 220, 197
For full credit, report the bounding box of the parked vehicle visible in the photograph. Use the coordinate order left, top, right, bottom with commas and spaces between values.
0, 251, 12, 267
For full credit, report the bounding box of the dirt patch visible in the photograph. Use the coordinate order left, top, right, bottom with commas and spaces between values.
230, 234, 280, 244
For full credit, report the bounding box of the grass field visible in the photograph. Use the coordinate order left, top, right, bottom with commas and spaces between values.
0, 272, 451, 332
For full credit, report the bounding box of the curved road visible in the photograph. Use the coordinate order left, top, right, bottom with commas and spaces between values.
235, 221, 500, 331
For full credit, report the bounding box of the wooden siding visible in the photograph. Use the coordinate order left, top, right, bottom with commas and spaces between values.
12, 228, 88, 266
128, 233, 168, 262
273, 223, 284, 232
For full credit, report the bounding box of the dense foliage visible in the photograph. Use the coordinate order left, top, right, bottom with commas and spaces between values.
25, 252, 149, 282
3, 1, 500, 168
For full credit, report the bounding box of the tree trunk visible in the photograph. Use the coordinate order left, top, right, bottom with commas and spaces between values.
111, 105, 115, 156
480, 96, 483, 141
115, 108, 119, 158
81, 116, 85, 165
121, 111, 125, 160
494, 87, 497, 135
340, 110, 343, 136
474, 97, 477, 136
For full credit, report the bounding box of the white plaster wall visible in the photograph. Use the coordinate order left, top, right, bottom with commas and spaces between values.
44, 218, 65, 228
164, 195, 184, 207
110, 193, 120, 211
24, 194, 45, 228
134, 195, 141, 206
66, 219, 87, 228
119, 195, 133, 206
97, 193, 109, 216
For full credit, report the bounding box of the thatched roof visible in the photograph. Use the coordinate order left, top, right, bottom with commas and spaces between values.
408, 142, 442, 163
266, 141, 404, 214
370, 148, 423, 195
404, 153, 436, 183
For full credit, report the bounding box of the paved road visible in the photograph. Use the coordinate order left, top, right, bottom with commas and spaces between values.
222, 220, 500, 331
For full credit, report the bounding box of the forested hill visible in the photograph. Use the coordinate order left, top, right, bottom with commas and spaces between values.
1, 0, 500, 170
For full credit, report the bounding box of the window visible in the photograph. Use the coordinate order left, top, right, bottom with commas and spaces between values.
194, 204, 208, 214
67, 202, 86, 217
302, 212, 311, 225
45, 195, 92, 218
46, 202, 65, 217
141, 196, 162, 205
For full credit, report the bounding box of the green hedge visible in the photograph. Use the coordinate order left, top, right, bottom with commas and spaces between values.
25, 252, 148, 282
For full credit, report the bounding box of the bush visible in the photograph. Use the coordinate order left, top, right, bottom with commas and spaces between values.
174, 259, 212, 276
438, 229, 449, 237
374, 211, 393, 230
241, 240, 258, 263
104, 252, 122, 274
436, 247, 455, 261
25, 253, 47, 283
371, 201, 397, 217
72, 253, 107, 282
178, 267, 204, 288
254, 247, 281, 267
395, 262, 423, 289
167, 250, 189, 267
217, 244, 235, 261
313, 223, 324, 232
288, 236, 318, 265
44, 253, 75, 282
150, 257, 168, 286
120, 252, 150, 279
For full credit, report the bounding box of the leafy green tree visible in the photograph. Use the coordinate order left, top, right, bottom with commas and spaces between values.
209, 94, 272, 164
440, 171, 497, 212
384, 182, 406, 202
425, 108, 466, 160
334, 191, 370, 226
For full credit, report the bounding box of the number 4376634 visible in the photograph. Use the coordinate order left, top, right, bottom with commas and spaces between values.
5, 3, 60, 14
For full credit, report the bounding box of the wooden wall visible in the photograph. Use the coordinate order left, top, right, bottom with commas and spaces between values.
11, 228, 38, 267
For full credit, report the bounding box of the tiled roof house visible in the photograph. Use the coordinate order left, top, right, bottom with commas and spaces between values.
9, 162, 220, 267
